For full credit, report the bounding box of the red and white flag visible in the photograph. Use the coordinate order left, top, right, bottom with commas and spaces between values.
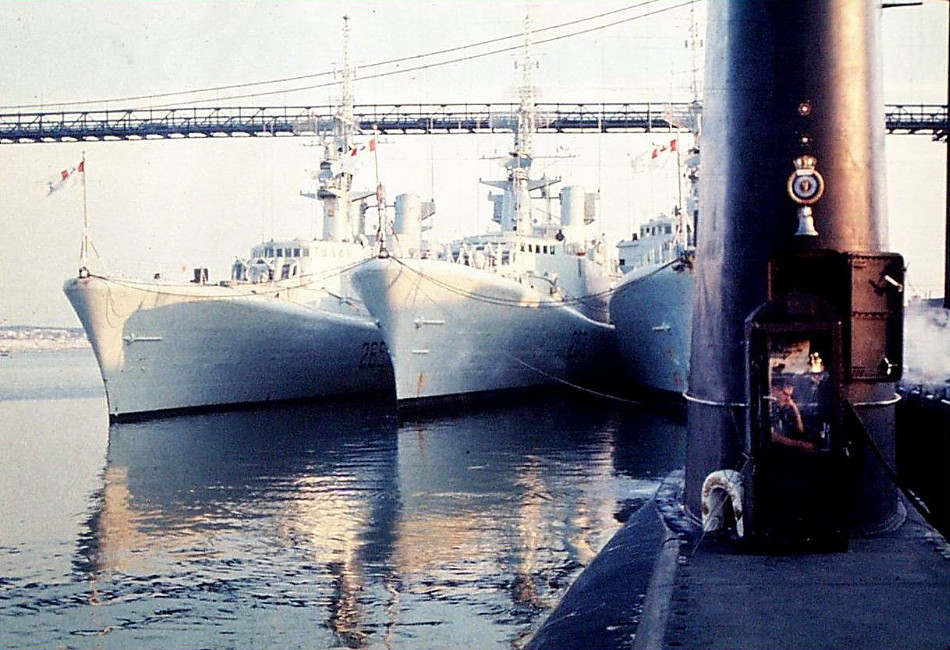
631, 138, 679, 173
348, 138, 377, 157
341, 138, 377, 173
47, 160, 84, 195
650, 138, 678, 159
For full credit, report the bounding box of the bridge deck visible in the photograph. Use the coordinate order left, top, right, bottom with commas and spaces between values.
1, 102, 946, 143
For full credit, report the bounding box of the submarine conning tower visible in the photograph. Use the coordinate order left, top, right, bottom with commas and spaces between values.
687, 0, 906, 551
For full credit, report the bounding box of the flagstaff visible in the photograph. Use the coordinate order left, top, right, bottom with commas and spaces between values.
80, 152, 88, 274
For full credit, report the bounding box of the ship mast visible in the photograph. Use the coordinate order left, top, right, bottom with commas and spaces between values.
680, 4, 703, 249
510, 10, 537, 235
338, 14, 356, 150
79, 152, 89, 271
482, 8, 559, 235
303, 15, 374, 243
513, 10, 535, 161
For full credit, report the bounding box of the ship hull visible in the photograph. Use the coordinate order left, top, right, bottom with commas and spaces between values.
352, 257, 616, 403
609, 262, 694, 395
64, 275, 393, 420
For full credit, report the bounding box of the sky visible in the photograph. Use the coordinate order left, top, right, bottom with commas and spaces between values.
0, 0, 947, 327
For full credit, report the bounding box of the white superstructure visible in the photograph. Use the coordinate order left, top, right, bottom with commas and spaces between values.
65, 17, 394, 420
352, 15, 619, 404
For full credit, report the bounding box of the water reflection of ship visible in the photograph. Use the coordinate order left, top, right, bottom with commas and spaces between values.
73, 394, 685, 647
393, 393, 685, 622
75, 399, 400, 647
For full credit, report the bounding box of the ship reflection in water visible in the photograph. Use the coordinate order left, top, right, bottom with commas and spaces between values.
69, 393, 683, 648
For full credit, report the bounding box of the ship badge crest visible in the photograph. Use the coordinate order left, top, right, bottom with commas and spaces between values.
787, 155, 825, 205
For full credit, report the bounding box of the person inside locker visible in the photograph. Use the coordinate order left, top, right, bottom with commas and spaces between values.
769, 375, 818, 452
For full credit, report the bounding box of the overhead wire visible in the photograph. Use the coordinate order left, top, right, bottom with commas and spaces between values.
1, 0, 695, 111
156, 0, 695, 108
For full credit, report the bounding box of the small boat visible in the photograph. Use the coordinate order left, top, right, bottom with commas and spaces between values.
64, 18, 394, 421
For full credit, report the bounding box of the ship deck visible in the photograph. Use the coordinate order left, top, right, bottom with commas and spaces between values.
528, 471, 950, 649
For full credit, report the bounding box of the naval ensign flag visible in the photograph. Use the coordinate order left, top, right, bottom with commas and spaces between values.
47, 160, 85, 195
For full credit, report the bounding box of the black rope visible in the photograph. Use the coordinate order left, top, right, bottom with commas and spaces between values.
509, 356, 659, 407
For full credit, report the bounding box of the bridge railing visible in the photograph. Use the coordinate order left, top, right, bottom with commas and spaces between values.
0, 102, 945, 143
884, 103, 949, 136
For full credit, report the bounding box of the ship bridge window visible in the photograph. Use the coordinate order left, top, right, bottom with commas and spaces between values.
293, 248, 301, 257
280, 263, 298, 279
543, 245, 549, 254
303, 249, 310, 257
520, 244, 525, 252
265, 247, 274, 257
277, 248, 284, 257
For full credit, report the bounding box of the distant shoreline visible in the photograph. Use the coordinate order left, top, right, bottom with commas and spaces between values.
0, 326, 90, 354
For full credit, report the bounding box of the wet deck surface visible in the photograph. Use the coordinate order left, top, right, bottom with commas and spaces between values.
663, 509, 950, 649
528, 471, 950, 649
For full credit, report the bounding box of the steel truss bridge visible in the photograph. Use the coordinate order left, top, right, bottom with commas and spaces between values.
1, 102, 946, 144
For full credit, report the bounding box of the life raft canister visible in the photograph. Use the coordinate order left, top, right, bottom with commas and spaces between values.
701, 469, 744, 538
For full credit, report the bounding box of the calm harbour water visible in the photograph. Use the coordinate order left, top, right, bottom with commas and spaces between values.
0, 348, 685, 649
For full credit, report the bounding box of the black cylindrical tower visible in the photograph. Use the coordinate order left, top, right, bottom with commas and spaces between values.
687, 0, 902, 540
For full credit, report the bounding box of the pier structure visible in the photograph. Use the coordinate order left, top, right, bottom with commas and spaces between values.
0, 102, 945, 143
